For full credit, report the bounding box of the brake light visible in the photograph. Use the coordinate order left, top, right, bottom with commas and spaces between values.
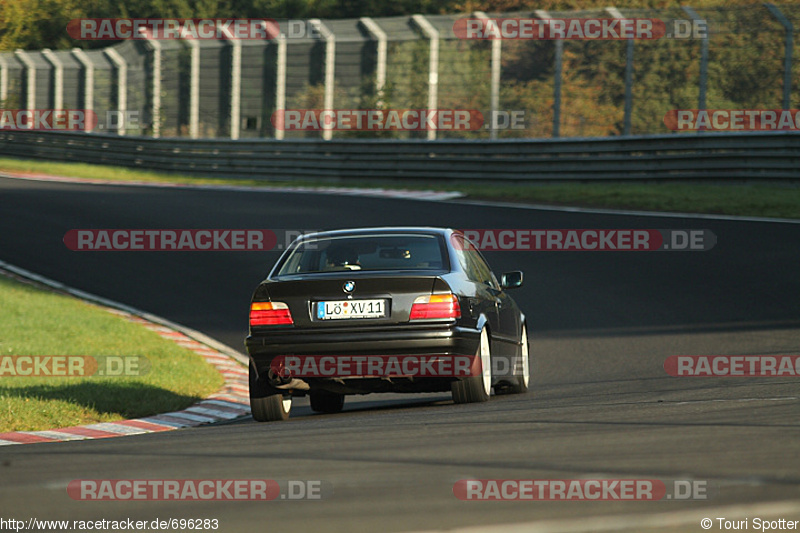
250, 301, 293, 326
409, 293, 461, 320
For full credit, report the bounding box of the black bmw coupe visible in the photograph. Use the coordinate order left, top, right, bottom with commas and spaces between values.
245, 227, 529, 422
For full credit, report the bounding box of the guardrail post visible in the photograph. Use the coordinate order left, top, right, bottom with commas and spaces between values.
359, 17, 388, 107
535, 11, 562, 137
0, 55, 8, 104
412, 14, 439, 140
14, 50, 36, 114
42, 49, 63, 110
606, 8, 634, 135
765, 3, 794, 110
71, 49, 94, 112
474, 11, 501, 139
311, 19, 335, 141
104, 48, 127, 135
683, 6, 708, 128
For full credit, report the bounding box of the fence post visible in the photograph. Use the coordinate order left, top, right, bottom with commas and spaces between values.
183, 38, 200, 138
223, 21, 243, 140
606, 8, 633, 135
682, 6, 708, 126
71, 49, 94, 112
310, 19, 335, 141
103, 48, 127, 135
359, 17, 388, 107
535, 11, 562, 137
275, 32, 287, 140
144, 38, 162, 138
264, 20, 287, 141
14, 50, 36, 114
42, 49, 63, 110
765, 3, 794, 110
412, 14, 439, 141
474, 11, 501, 139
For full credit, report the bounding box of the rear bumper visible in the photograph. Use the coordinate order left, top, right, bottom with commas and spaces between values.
246, 323, 481, 376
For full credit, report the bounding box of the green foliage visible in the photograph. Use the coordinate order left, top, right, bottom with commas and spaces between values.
0, 0, 84, 51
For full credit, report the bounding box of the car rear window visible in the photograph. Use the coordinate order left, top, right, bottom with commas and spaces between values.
275, 234, 447, 275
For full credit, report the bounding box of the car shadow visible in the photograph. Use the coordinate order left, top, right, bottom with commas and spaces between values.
220, 393, 454, 425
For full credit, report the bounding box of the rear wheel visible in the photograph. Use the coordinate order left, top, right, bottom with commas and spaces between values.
505, 324, 530, 394
310, 390, 345, 413
249, 363, 291, 422
452, 327, 492, 404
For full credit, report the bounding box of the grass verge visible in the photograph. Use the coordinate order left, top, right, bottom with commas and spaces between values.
0, 274, 225, 432
0, 157, 799, 219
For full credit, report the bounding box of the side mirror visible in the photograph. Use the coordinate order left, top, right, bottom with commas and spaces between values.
500, 271, 523, 290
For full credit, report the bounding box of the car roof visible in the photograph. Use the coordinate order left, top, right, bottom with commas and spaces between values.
295, 227, 454, 242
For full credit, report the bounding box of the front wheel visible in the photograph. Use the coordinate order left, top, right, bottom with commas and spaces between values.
505, 324, 530, 394
249, 363, 292, 422
452, 327, 492, 404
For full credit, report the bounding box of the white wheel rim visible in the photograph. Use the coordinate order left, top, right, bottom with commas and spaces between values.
521, 325, 530, 387
282, 397, 292, 413
480, 328, 492, 395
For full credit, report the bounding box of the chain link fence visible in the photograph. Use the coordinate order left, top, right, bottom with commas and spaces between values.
0, 5, 798, 140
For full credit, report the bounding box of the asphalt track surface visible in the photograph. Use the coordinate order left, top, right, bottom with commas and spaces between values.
1, 176, 799, 532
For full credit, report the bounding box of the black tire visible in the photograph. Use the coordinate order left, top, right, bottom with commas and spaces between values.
505, 323, 530, 394
451, 327, 492, 404
309, 390, 345, 413
249, 363, 291, 422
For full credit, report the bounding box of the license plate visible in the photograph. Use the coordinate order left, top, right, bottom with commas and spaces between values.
316, 299, 387, 320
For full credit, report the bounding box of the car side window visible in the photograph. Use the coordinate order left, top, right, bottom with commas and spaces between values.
452, 235, 498, 288
466, 248, 498, 289
451, 235, 479, 282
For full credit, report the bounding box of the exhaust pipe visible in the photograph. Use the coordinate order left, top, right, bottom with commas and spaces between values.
267, 368, 310, 391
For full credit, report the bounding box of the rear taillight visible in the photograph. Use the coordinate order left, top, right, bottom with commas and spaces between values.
250, 301, 293, 326
409, 293, 461, 320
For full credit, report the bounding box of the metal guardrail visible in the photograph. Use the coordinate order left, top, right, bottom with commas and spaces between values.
1, 130, 798, 180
